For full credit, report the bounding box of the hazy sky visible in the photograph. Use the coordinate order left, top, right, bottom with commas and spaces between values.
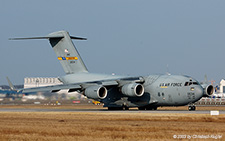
0, 0, 225, 85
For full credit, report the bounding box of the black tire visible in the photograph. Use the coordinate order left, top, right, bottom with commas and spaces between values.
108, 107, 123, 110
146, 107, 153, 110
145, 106, 157, 110
138, 107, 146, 110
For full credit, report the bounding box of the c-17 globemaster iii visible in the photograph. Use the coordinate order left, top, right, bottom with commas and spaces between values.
10, 31, 213, 111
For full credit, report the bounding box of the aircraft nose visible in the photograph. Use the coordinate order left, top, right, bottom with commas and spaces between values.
195, 85, 204, 98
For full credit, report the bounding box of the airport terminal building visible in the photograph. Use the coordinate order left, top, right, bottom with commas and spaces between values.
219, 79, 225, 93
24, 77, 62, 88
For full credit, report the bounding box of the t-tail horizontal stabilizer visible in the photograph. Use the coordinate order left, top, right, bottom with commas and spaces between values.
10, 31, 88, 74
9, 36, 87, 40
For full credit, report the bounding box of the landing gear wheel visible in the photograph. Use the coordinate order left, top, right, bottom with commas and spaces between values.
145, 106, 158, 110
188, 105, 196, 111
138, 106, 158, 110
108, 107, 123, 110
188, 106, 192, 111
138, 107, 146, 110
108, 107, 113, 110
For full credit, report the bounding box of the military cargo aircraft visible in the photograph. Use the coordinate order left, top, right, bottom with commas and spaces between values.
10, 31, 213, 110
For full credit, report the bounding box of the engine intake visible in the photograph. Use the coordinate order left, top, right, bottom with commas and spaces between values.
201, 84, 214, 97
84, 85, 107, 99
121, 83, 144, 97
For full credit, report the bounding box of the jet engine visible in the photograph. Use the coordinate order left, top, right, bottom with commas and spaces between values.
121, 83, 144, 97
201, 84, 214, 97
84, 85, 107, 99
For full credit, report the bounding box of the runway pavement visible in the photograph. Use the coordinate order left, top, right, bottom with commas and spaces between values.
0, 108, 224, 114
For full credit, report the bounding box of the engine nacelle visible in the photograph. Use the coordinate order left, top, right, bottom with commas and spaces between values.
84, 85, 107, 99
121, 83, 144, 97
201, 84, 214, 97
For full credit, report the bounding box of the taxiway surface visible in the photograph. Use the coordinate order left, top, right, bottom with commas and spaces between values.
0, 108, 224, 114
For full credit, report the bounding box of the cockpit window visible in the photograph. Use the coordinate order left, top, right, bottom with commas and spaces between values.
193, 82, 198, 85
184, 81, 198, 86
185, 82, 189, 86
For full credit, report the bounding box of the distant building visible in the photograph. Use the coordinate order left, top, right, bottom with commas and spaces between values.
219, 79, 225, 93
24, 77, 62, 88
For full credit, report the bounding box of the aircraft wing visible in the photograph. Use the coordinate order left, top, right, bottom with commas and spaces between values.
20, 80, 120, 94
21, 83, 82, 93
19, 77, 145, 98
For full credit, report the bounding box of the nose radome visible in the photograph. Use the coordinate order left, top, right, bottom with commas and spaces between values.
195, 86, 204, 98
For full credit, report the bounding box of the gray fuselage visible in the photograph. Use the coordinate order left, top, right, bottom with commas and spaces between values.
59, 73, 204, 108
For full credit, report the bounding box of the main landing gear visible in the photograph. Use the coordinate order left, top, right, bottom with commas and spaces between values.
138, 106, 157, 110
108, 106, 129, 110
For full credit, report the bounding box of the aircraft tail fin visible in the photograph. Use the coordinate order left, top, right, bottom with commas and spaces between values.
10, 31, 88, 74
6, 77, 16, 91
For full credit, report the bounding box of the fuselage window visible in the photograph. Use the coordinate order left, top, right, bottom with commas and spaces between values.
162, 93, 164, 97
158, 92, 160, 97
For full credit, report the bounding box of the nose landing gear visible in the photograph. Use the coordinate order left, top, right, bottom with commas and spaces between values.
188, 104, 196, 111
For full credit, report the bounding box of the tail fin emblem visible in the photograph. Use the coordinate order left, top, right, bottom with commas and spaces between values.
58, 57, 78, 60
